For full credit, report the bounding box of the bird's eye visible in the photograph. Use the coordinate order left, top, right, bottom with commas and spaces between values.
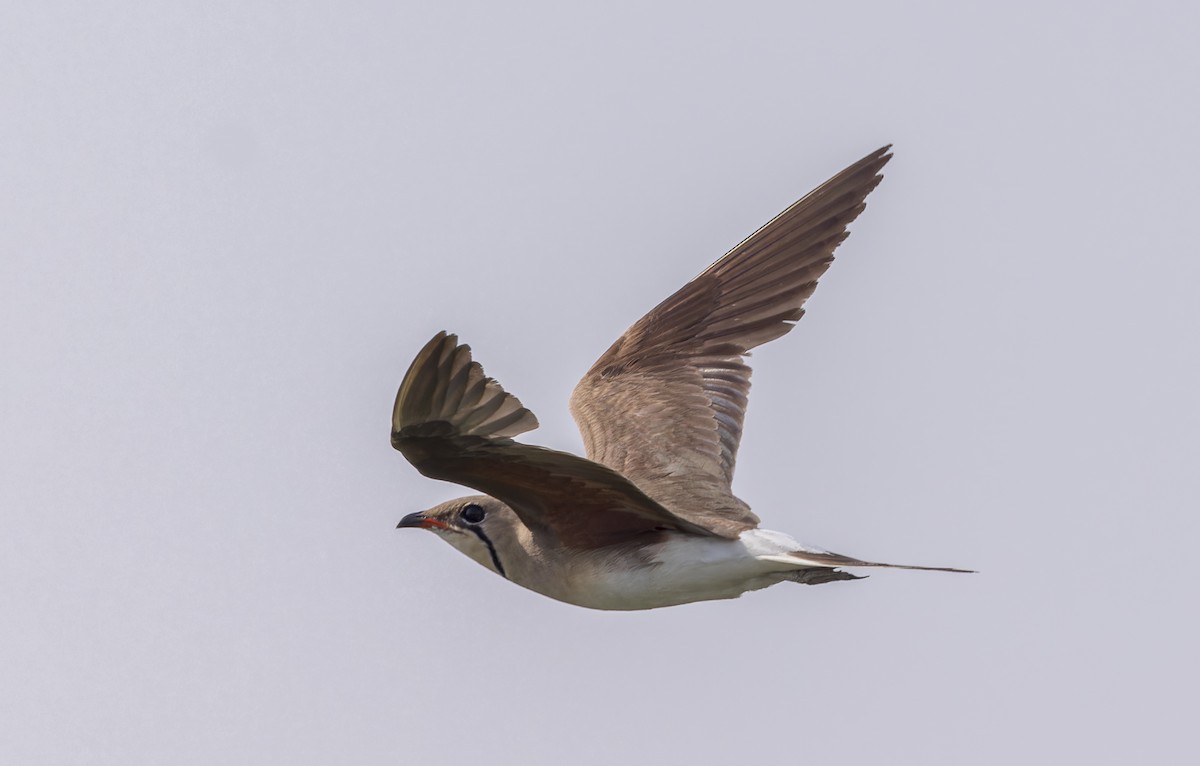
459, 503, 486, 524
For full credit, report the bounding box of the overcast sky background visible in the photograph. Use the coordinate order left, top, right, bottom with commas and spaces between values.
3, 2, 1198, 764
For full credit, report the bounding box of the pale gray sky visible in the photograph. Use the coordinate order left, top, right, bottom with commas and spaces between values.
3, 2, 1197, 764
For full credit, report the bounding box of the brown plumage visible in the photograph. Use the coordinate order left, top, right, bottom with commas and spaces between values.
393, 333, 715, 549
570, 146, 892, 537
392, 147, 896, 550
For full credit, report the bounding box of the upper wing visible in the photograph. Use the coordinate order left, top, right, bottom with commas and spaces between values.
392, 332, 725, 549
569, 147, 892, 534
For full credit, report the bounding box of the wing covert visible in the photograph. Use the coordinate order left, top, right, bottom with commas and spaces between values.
392, 332, 728, 548
570, 147, 893, 531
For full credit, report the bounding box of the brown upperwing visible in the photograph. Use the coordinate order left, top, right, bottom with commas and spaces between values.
570, 146, 892, 535
392, 332, 723, 550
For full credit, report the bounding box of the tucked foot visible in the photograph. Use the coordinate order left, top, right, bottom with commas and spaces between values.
786, 568, 866, 586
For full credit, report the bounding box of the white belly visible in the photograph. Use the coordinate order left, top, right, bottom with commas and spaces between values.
550, 528, 818, 611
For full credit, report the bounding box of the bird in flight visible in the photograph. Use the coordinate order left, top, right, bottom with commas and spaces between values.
392, 146, 971, 610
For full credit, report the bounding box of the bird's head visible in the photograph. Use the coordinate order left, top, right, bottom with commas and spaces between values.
397, 495, 521, 577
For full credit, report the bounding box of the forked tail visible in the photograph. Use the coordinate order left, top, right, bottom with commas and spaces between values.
785, 549, 975, 574
758, 549, 974, 585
